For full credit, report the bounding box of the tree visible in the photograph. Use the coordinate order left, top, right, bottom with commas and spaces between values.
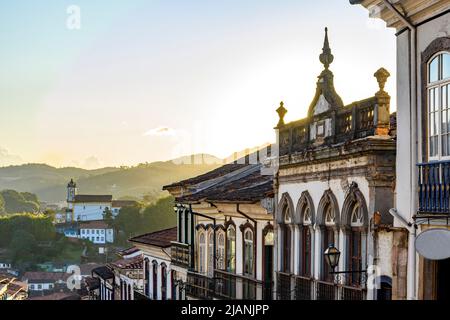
103, 207, 114, 227
0, 193, 5, 215
9, 229, 37, 263
0, 190, 39, 213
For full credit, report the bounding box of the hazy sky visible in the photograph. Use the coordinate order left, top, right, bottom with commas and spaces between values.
0, 0, 396, 169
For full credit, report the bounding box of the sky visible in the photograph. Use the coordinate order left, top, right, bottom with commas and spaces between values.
0, 0, 396, 169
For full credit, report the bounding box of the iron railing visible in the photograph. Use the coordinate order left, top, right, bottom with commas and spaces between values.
418, 161, 450, 214
294, 276, 313, 300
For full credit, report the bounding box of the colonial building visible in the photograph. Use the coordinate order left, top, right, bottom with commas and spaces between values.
163, 159, 275, 300
129, 227, 177, 300
65, 179, 136, 222
273, 28, 396, 300
109, 247, 144, 301
350, 0, 450, 300
22, 272, 70, 297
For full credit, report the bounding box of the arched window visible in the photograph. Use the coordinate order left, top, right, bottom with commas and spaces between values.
243, 229, 254, 276
144, 258, 150, 296
342, 184, 368, 287
120, 279, 124, 300
282, 206, 292, 273
161, 263, 167, 300
198, 232, 206, 273
349, 203, 364, 286
207, 231, 214, 277
318, 191, 338, 283
226, 224, 236, 273
217, 231, 225, 270
152, 261, 158, 300
427, 52, 450, 159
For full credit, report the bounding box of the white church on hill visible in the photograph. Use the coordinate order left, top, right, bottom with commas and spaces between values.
66, 179, 137, 222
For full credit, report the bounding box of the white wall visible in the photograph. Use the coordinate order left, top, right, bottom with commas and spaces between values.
73, 202, 110, 221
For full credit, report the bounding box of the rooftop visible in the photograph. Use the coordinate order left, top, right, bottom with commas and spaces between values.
109, 256, 143, 270
92, 266, 114, 280
74, 195, 112, 203
129, 227, 177, 248
79, 220, 110, 229
22, 272, 69, 283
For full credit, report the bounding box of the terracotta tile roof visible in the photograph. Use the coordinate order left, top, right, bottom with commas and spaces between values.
74, 195, 112, 203
129, 227, 177, 248
112, 200, 138, 207
92, 266, 114, 280
180, 168, 274, 203
22, 272, 69, 283
110, 256, 143, 270
79, 220, 110, 229
79, 263, 102, 275
28, 292, 81, 300
118, 246, 141, 257
163, 163, 247, 189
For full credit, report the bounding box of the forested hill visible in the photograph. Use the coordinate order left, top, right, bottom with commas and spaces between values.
0, 155, 222, 203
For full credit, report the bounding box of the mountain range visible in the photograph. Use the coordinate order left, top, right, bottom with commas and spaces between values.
0, 154, 222, 204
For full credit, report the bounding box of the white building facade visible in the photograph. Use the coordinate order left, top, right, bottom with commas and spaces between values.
351, 0, 450, 301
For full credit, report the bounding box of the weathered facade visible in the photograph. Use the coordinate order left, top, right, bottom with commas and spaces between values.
273, 28, 396, 300
351, 0, 450, 300
163, 160, 275, 300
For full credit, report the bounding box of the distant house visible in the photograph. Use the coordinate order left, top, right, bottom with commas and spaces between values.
79, 220, 114, 244
22, 272, 70, 296
27, 292, 81, 300
66, 179, 137, 222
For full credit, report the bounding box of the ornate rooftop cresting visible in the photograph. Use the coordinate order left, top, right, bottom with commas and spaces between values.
319, 27, 334, 70
276, 101, 287, 128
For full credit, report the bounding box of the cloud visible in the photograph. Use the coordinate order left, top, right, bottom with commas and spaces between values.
82, 156, 103, 170
143, 126, 177, 137
0, 147, 22, 167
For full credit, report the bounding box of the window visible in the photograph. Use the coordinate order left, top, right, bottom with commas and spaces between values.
101, 237, 104, 242
428, 52, 450, 159
152, 261, 158, 300
243, 229, 254, 276
207, 231, 214, 277
302, 227, 312, 277
348, 203, 365, 286
198, 232, 206, 273
96, 237, 99, 241
217, 232, 225, 270
30, 284, 34, 290
96, 230, 100, 234
226, 225, 236, 273
282, 206, 292, 273
161, 264, 167, 300
38, 284, 42, 290
144, 259, 150, 296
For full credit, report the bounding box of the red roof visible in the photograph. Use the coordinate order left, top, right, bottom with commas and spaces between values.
74, 195, 112, 203
129, 227, 177, 248
110, 256, 143, 270
79, 220, 110, 229
22, 272, 69, 283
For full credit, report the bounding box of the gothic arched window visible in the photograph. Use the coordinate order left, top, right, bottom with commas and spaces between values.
161, 263, 167, 300
226, 224, 236, 273
144, 258, 150, 297
282, 206, 292, 273
198, 232, 206, 274
217, 231, 225, 270
207, 230, 214, 277
243, 229, 254, 276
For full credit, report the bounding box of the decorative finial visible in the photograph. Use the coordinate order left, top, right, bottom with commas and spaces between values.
276, 101, 287, 127
374, 68, 390, 93
319, 27, 334, 70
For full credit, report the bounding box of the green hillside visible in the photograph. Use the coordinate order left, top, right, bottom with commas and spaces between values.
0, 155, 222, 203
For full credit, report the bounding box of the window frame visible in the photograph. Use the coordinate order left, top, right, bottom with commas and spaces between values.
427, 51, 450, 161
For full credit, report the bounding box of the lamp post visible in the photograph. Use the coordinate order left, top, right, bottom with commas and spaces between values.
323, 244, 367, 285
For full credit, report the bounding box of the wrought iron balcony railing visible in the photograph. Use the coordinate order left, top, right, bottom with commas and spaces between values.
276, 273, 365, 300
418, 161, 450, 214
186, 270, 269, 300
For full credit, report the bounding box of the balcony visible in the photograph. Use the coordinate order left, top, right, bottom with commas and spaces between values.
186, 270, 269, 300
170, 241, 190, 268
418, 161, 450, 215
276, 273, 365, 300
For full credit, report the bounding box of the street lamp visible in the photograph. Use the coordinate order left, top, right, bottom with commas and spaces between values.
324, 244, 340, 273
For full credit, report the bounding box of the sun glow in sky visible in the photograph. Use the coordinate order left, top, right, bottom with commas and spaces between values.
0, 0, 396, 168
